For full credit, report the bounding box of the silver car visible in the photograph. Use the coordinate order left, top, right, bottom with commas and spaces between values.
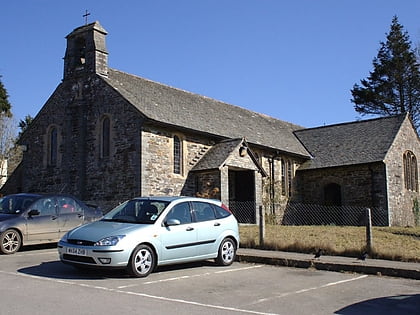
58, 196, 239, 277
0, 193, 103, 254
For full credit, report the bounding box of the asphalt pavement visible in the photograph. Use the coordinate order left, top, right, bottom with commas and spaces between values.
236, 248, 420, 280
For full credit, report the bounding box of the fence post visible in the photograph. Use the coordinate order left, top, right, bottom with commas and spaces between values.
365, 208, 373, 254
259, 205, 265, 246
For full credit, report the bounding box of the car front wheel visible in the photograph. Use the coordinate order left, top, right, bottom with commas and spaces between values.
0, 229, 22, 254
216, 237, 236, 266
127, 244, 156, 277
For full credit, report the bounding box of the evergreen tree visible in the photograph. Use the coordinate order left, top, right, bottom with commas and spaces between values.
351, 16, 420, 130
0, 75, 12, 116
18, 114, 33, 138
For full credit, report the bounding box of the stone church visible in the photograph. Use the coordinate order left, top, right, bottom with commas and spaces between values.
2, 21, 420, 226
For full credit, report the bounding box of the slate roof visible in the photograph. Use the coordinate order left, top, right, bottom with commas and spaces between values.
294, 114, 407, 170
191, 138, 243, 171
103, 69, 310, 158
191, 138, 267, 175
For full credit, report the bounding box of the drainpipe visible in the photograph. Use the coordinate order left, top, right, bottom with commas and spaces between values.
269, 157, 275, 215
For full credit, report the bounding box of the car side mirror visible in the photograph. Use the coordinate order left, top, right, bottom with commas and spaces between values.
28, 209, 40, 217
165, 218, 181, 226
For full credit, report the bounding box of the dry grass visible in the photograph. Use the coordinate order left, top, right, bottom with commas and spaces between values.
239, 225, 420, 263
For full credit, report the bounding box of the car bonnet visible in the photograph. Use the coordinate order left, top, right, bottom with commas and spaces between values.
66, 220, 149, 242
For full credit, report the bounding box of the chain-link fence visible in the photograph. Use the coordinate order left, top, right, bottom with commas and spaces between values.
230, 201, 389, 227
229, 201, 257, 224
268, 202, 389, 226
232, 201, 420, 262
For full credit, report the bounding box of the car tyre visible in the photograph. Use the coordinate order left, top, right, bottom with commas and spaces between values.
127, 244, 156, 277
216, 237, 236, 266
0, 229, 22, 255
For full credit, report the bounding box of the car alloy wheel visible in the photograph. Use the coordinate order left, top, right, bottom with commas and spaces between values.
0, 229, 22, 254
128, 244, 155, 277
216, 237, 236, 266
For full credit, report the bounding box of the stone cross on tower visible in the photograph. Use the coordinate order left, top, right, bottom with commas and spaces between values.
83, 10, 90, 25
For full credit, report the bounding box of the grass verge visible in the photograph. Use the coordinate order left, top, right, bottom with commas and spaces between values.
239, 225, 420, 263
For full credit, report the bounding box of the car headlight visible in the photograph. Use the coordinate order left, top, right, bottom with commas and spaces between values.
95, 235, 125, 246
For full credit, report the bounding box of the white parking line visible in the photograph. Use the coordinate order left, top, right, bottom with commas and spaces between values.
11, 249, 57, 257
118, 265, 263, 288
215, 265, 264, 274
252, 275, 369, 305
0, 269, 279, 315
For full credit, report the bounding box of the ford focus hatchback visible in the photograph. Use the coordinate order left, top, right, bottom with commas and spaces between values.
58, 196, 239, 277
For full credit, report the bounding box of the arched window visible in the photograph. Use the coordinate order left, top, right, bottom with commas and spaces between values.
403, 151, 418, 191
173, 135, 182, 174
101, 116, 110, 158
281, 159, 286, 196
287, 161, 292, 197
48, 127, 58, 166
281, 159, 293, 197
76, 37, 86, 66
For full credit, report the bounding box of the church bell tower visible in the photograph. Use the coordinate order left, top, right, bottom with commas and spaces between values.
63, 21, 108, 80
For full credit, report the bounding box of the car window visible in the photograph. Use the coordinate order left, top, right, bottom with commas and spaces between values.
103, 199, 169, 223
214, 205, 231, 219
58, 197, 82, 214
165, 202, 192, 224
29, 198, 57, 216
192, 201, 216, 222
0, 195, 38, 214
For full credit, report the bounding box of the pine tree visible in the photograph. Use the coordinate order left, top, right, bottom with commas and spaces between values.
0, 75, 12, 116
18, 114, 33, 138
351, 16, 420, 130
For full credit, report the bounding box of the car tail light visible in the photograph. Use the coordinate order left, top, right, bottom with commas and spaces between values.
221, 203, 232, 213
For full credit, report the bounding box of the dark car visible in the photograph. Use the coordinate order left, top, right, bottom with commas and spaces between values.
0, 193, 102, 254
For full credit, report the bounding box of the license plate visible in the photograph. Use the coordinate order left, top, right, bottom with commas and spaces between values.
66, 247, 87, 256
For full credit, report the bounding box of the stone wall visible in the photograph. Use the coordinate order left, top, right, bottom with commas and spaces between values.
141, 125, 213, 197
384, 117, 420, 226
259, 153, 302, 207
297, 163, 387, 207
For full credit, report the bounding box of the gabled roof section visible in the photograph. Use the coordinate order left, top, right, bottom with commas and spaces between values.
102, 69, 310, 158
191, 138, 267, 176
294, 114, 407, 170
192, 138, 243, 172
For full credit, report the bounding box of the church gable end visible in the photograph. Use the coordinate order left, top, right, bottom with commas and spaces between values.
384, 114, 420, 226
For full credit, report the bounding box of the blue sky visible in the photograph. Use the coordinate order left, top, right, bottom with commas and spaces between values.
2, 1, 420, 129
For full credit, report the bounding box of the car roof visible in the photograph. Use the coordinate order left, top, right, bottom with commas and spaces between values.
132, 196, 221, 204
2, 193, 42, 198
1, 193, 84, 201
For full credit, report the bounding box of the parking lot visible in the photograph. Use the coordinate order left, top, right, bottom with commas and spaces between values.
0, 245, 419, 314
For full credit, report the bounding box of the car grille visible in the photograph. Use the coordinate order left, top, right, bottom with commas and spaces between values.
67, 239, 96, 246
63, 254, 97, 264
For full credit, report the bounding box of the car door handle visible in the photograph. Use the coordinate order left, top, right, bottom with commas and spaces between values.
214, 222, 221, 226
186, 227, 194, 231
77, 213, 83, 218
51, 216, 58, 220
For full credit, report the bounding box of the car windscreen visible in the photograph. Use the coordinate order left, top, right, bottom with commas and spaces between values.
102, 199, 170, 224
0, 195, 40, 214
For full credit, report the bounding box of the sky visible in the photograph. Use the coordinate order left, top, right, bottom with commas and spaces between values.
2, 1, 420, 130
